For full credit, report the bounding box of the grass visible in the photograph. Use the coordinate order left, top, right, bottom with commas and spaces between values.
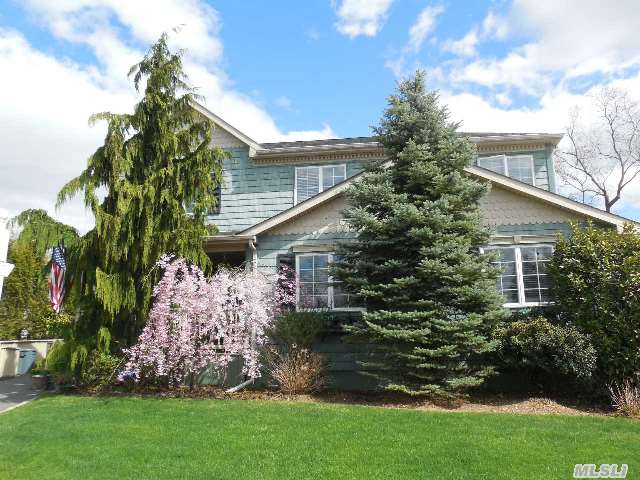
0, 395, 637, 480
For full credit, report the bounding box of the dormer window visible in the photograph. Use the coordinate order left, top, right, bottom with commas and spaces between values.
295, 164, 346, 204
478, 154, 535, 185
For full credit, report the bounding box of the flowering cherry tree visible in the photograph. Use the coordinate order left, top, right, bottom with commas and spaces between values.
120, 255, 294, 386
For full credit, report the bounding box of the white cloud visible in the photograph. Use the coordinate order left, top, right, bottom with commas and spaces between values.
449, 1, 640, 95
442, 29, 478, 57
274, 96, 293, 110
407, 5, 444, 53
0, 1, 335, 232
333, 0, 395, 38
481, 11, 509, 41
384, 4, 445, 78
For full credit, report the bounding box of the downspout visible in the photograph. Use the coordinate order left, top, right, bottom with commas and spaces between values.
249, 236, 257, 273
226, 236, 258, 393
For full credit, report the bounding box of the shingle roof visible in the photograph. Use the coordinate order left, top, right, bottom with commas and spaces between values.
257, 132, 564, 154
259, 136, 378, 149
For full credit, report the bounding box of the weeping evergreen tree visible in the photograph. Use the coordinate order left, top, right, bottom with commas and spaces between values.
11, 209, 79, 258
57, 34, 225, 352
333, 72, 506, 397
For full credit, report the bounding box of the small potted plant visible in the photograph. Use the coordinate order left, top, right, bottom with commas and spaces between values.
30, 360, 50, 390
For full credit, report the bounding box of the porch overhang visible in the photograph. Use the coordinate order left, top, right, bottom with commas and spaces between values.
204, 234, 256, 253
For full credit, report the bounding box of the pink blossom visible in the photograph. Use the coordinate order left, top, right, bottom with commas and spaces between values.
120, 255, 294, 386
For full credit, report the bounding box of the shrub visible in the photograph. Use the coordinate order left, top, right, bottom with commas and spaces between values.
267, 348, 325, 395
269, 310, 325, 350
493, 317, 597, 385
549, 222, 640, 382
608, 379, 640, 418
81, 351, 122, 389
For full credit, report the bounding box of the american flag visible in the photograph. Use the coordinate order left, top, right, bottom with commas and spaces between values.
49, 246, 66, 313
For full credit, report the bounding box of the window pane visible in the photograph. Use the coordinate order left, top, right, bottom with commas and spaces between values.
298, 256, 313, 270
501, 275, 518, 290
322, 165, 346, 191
314, 295, 329, 308
313, 283, 328, 296
503, 290, 519, 303
520, 247, 537, 262
299, 269, 313, 282
496, 248, 515, 262
507, 156, 534, 185
296, 167, 320, 203
315, 269, 329, 283
538, 275, 551, 289
539, 289, 552, 302
299, 283, 314, 307
523, 275, 540, 290
314, 255, 329, 268
478, 155, 506, 175
524, 289, 541, 303
536, 247, 553, 260
521, 261, 538, 275
501, 262, 517, 275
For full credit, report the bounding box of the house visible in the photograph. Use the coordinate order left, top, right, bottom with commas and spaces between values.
192, 102, 637, 388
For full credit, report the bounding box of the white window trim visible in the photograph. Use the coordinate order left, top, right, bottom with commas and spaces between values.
482, 243, 554, 308
478, 154, 536, 187
295, 252, 363, 311
294, 164, 347, 205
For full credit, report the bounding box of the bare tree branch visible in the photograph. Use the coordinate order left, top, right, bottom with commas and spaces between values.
555, 87, 640, 212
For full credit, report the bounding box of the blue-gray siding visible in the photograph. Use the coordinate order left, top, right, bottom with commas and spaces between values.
208, 147, 366, 233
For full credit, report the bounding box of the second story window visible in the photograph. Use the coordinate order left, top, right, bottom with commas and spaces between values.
478, 154, 535, 185
295, 164, 346, 204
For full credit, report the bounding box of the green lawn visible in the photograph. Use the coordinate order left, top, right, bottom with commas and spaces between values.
0, 395, 637, 480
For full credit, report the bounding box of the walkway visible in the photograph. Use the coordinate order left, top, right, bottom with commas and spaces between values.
0, 375, 40, 413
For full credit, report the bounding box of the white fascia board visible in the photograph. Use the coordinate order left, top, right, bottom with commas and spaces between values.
467, 166, 639, 230
190, 100, 263, 152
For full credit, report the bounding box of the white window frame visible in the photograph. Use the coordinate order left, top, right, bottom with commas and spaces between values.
294, 164, 347, 205
478, 154, 536, 186
481, 244, 554, 308
295, 252, 363, 311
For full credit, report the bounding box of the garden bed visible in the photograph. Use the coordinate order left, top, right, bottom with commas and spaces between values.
75, 385, 612, 417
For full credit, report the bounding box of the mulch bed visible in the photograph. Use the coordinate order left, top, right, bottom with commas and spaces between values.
70, 384, 614, 417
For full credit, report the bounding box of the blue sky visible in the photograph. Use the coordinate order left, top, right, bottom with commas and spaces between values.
1, 0, 639, 229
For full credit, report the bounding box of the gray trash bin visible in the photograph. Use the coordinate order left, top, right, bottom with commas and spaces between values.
17, 349, 37, 375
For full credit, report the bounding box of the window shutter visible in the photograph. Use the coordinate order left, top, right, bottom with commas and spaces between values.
296, 167, 320, 203
210, 185, 221, 215
478, 155, 506, 175
276, 253, 296, 309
